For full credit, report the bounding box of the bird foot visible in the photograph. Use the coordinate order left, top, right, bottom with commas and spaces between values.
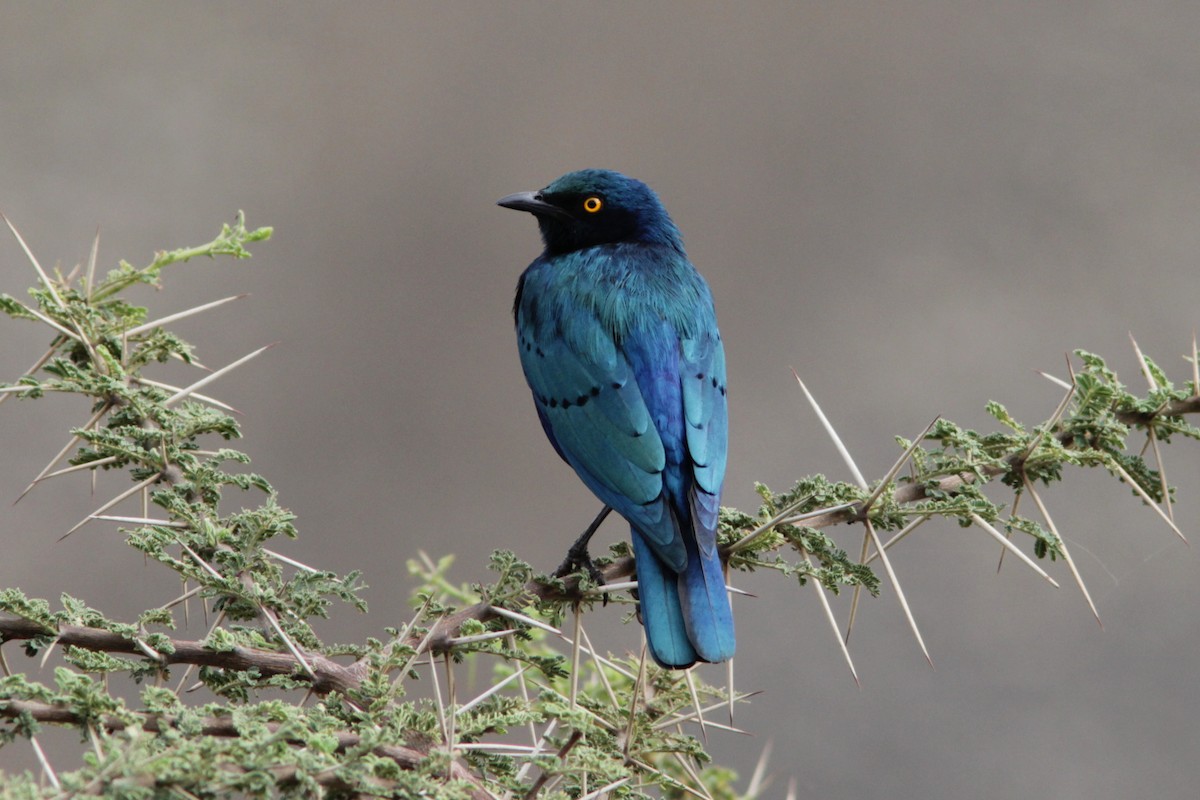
554, 541, 610, 606
553, 539, 606, 586
552, 505, 612, 602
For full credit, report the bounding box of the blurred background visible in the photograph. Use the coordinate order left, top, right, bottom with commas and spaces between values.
2, 3, 1198, 797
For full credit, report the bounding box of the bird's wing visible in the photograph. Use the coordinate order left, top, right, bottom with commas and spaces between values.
681, 330, 728, 551
518, 309, 686, 570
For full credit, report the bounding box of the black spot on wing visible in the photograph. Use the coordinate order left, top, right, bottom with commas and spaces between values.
544, 385, 607, 411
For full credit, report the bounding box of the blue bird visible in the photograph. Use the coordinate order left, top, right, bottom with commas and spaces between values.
498, 169, 734, 668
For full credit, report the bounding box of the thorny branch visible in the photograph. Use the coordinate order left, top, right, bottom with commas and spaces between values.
5, 387, 1199, 693
0, 700, 493, 800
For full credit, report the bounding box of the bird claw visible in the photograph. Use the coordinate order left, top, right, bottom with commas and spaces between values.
554, 540, 608, 604
552, 505, 612, 603
554, 542, 606, 584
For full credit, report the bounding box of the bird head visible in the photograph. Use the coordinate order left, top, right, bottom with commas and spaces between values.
498, 169, 684, 255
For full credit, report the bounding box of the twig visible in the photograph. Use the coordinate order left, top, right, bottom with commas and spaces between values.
0, 699, 492, 800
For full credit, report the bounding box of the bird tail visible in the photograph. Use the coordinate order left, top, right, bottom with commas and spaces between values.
630, 526, 735, 668
630, 529, 698, 668
678, 526, 736, 663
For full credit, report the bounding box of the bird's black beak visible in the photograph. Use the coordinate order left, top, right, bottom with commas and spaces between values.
496, 191, 573, 221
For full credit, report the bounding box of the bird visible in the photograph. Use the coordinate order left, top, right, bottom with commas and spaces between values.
498, 169, 734, 668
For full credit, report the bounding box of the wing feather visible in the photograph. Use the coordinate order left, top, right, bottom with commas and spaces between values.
517, 309, 685, 568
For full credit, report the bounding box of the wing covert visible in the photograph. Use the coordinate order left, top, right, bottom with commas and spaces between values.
517, 309, 686, 568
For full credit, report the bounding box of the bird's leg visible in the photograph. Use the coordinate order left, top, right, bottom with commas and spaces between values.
554, 505, 613, 589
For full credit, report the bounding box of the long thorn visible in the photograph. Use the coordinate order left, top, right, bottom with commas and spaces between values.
569, 603, 582, 710
22, 303, 81, 343
515, 719, 558, 783
623, 643, 648, 761
810, 562, 860, 685
158, 583, 204, 611
843, 530, 872, 645
0, 384, 47, 396
866, 519, 932, 667
578, 625, 620, 710
60, 472, 162, 539
38, 637, 60, 669
165, 343, 276, 407
795, 370, 879, 648
261, 548, 322, 574
262, 610, 316, 680
391, 613, 445, 691
444, 654, 456, 770
92, 515, 186, 528
1129, 331, 1160, 390
32, 455, 119, 483
726, 494, 812, 554
579, 778, 632, 800
490, 605, 561, 636
124, 294, 248, 337
866, 514, 932, 565
177, 540, 225, 581
1109, 461, 1188, 544
444, 629, 518, 647
997, 491, 1022, 573
746, 741, 773, 799
3, 214, 64, 309
1146, 429, 1174, 525
428, 651, 449, 748
862, 416, 941, 512
671, 751, 715, 800
29, 736, 60, 790
0, 346, 57, 408
969, 513, 1060, 586
1020, 380, 1078, 464
134, 378, 239, 413
1025, 479, 1101, 626
84, 228, 99, 299
1035, 369, 1073, 390
455, 666, 529, 717
652, 691, 761, 731
507, 634, 540, 747
1191, 330, 1199, 396
17, 402, 110, 504
175, 610, 227, 693
793, 370, 867, 487
1002, 376, 1077, 569
683, 668, 707, 742
726, 657, 735, 726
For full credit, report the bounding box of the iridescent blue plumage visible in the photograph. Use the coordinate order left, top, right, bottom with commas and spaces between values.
500, 170, 734, 667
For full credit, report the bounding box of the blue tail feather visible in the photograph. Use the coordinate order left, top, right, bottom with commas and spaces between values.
678, 529, 736, 663
630, 529, 698, 668
632, 522, 735, 667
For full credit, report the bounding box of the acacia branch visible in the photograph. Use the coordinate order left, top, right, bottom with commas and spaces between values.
375, 394, 1200, 665
0, 617, 360, 695
0, 699, 492, 800
6, 388, 1196, 693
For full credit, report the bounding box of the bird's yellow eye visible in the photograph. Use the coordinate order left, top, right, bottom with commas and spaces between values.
583, 196, 603, 213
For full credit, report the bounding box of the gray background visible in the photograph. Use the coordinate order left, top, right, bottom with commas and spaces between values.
3, 4, 1199, 798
